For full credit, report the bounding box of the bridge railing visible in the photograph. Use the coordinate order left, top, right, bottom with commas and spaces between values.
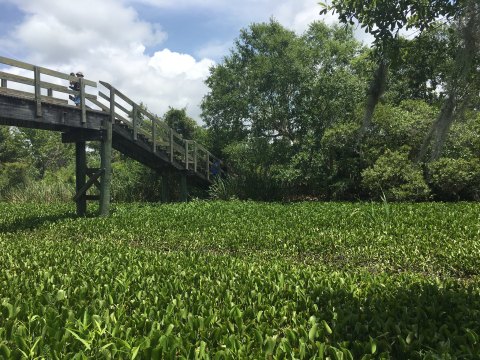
0, 56, 98, 124
98, 81, 222, 180
0, 56, 223, 180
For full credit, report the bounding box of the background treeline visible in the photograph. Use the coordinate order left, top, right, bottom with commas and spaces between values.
202, 19, 479, 201
1, 14, 479, 202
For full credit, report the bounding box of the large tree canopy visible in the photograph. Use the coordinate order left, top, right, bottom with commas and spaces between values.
202, 20, 368, 198
323, 0, 479, 161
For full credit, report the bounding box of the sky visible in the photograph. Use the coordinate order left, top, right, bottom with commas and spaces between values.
0, 0, 371, 122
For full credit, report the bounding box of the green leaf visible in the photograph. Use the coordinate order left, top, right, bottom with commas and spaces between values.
66, 329, 91, 351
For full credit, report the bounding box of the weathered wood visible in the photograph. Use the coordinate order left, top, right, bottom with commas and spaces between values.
0, 87, 68, 106
33, 66, 42, 117
0, 56, 35, 71
75, 142, 87, 216
0, 94, 105, 131
1, 79, 7, 87
98, 91, 131, 116
73, 168, 104, 202
85, 195, 100, 201
99, 81, 134, 106
0, 56, 97, 87
180, 173, 188, 202
86, 168, 102, 190
79, 78, 86, 124
132, 104, 138, 140
99, 87, 114, 216
161, 173, 169, 203
47, 88, 53, 97
0, 71, 97, 100
62, 130, 103, 143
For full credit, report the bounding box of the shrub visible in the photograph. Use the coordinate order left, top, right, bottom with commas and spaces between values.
362, 148, 431, 201
428, 157, 480, 200
208, 176, 239, 200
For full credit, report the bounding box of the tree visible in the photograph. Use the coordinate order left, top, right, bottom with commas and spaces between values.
322, 0, 480, 160
18, 128, 74, 179
202, 20, 367, 198
163, 107, 201, 140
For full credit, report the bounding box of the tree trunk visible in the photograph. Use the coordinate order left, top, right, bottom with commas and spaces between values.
417, 0, 479, 162
356, 60, 388, 150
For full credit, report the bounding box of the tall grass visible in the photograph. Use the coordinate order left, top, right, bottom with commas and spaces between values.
4, 180, 73, 203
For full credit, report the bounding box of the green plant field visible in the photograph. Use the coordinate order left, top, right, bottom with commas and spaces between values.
1, 201, 480, 359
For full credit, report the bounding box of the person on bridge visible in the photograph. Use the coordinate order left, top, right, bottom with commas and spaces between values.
69, 72, 84, 106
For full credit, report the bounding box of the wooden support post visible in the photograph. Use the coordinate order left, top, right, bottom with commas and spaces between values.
75, 141, 87, 216
99, 88, 113, 216
161, 172, 169, 203
185, 141, 189, 170
180, 173, 188, 202
170, 129, 174, 162
0, 79, 7, 87
33, 66, 41, 117
47, 88, 53, 97
194, 142, 198, 173
79, 77, 86, 124
132, 104, 138, 140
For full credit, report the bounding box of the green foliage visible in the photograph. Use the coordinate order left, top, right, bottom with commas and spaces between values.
428, 157, 480, 200
323, 0, 463, 45
208, 176, 239, 200
163, 107, 203, 140
4, 178, 73, 203
19, 128, 74, 179
1, 202, 480, 358
202, 20, 367, 198
362, 148, 430, 201
111, 157, 162, 202
0, 162, 30, 199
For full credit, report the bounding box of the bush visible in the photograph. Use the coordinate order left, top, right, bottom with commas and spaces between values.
428, 157, 480, 200
362, 148, 431, 201
208, 176, 239, 200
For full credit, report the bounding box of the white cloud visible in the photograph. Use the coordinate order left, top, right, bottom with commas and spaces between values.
0, 0, 372, 123
0, 0, 214, 121
148, 49, 214, 79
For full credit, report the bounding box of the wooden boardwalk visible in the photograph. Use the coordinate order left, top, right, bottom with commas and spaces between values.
0, 56, 222, 216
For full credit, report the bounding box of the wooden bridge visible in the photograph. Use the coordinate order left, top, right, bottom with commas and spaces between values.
0, 56, 222, 216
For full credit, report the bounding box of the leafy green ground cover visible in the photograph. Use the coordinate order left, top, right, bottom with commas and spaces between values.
1, 201, 480, 359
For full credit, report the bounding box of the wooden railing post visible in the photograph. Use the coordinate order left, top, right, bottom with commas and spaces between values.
33, 66, 41, 117
180, 173, 188, 202
75, 141, 87, 216
99, 87, 113, 216
0, 79, 6, 87
185, 140, 189, 170
79, 77, 86, 124
47, 88, 53, 97
132, 104, 138, 140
